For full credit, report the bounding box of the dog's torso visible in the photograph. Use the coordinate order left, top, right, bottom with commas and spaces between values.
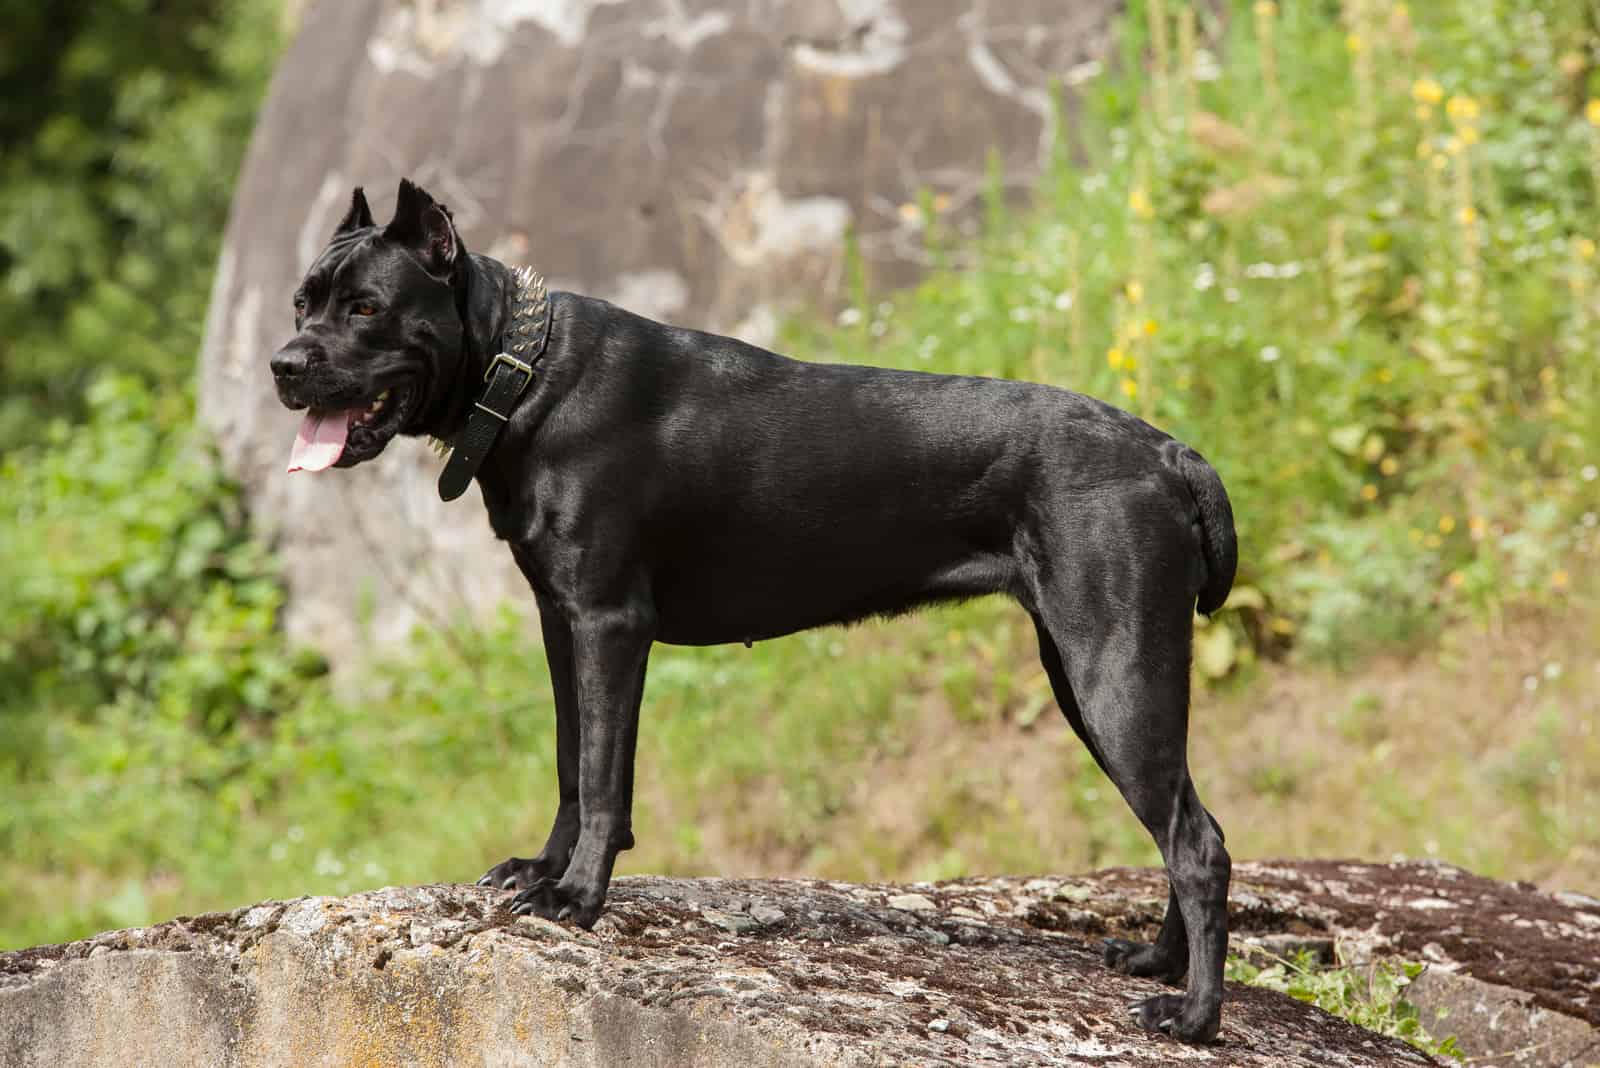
479, 294, 1200, 647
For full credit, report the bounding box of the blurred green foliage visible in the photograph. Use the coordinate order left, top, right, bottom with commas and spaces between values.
0, 0, 278, 439
1, 0, 1598, 984
784, 0, 1600, 665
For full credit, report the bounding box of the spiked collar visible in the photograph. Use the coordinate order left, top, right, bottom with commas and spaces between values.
437, 266, 552, 501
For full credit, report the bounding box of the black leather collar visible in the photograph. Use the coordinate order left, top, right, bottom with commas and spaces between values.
437, 266, 552, 501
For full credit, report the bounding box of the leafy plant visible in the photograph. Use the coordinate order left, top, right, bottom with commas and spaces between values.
1228, 946, 1463, 1060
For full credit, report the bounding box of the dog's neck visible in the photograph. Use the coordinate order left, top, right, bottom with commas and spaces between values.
422, 253, 530, 440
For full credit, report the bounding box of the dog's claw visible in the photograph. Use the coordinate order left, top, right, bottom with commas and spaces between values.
1158, 1018, 1176, 1032
476, 873, 492, 887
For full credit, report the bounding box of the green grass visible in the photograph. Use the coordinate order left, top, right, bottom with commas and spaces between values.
4, 0, 1600, 969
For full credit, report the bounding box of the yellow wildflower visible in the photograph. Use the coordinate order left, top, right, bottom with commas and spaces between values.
1360, 484, 1379, 501
1431, 152, 1449, 171
1125, 280, 1145, 305
1468, 515, 1488, 539
1438, 515, 1456, 534
1587, 99, 1600, 127
1107, 347, 1126, 370
1577, 237, 1597, 260
1128, 188, 1155, 220
1379, 456, 1399, 476
1376, 367, 1394, 383
1143, 319, 1159, 337
1447, 570, 1466, 589
1551, 569, 1570, 590
1459, 126, 1480, 147
1446, 95, 1480, 124
1120, 378, 1138, 399
1254, 0, 1277, 16
1458, 205, 1477, 226
1346, 34, 1362, 53
1539, 365, 1557, 385
1408, 528, 1424, 545
1411, 78, 1444, 106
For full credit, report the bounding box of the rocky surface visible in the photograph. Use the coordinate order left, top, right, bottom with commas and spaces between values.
1091, 861, 1600, 1068
5, 861, 1596, 1066
198, 0, 1121, 658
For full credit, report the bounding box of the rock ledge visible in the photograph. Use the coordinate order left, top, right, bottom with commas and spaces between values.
3, 862, 1596, 1067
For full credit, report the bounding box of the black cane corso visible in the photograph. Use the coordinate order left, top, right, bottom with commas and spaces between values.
270, 180, 1239, 1043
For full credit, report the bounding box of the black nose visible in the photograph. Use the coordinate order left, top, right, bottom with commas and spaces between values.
271, 345, 313, 379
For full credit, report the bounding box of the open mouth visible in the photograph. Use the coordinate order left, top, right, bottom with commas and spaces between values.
286, 384, 415, 473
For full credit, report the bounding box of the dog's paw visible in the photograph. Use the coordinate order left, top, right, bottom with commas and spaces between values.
508, 877, 604, 929
1103, 937, 1188, 984
1127, 994, 1219, 1044
476, 855, 567, 891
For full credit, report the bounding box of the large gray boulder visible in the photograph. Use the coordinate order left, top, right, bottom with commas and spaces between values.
6, 862, 1594, 1066
198, 0, 1120, 657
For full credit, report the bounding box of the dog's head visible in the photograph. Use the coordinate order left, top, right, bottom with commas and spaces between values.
271, 179, 468, 472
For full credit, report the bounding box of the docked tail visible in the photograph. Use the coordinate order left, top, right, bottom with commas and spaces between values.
1178, 448, 1238, 616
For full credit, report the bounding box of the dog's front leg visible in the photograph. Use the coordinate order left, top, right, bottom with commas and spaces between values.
478, 589, 589, 892
508, 600, 653, 927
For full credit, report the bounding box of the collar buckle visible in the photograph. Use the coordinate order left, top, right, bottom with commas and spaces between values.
485, 350, 534, 388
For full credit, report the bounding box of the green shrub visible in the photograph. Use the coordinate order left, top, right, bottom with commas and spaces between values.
0, 0, 278, 439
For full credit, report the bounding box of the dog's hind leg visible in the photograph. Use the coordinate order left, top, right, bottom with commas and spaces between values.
1032, 614, 1190, 987
1031, 582, 1230, 1044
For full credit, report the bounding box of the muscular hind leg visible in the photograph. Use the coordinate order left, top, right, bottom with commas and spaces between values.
1032, 605, 1231, 1043
1034, 616, 1190, 986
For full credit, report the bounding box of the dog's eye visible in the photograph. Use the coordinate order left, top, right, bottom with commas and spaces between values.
292, 297, 306, 315
352, 302, 380, 317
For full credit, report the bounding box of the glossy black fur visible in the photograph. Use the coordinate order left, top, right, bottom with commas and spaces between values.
270, 181, 1239, 1043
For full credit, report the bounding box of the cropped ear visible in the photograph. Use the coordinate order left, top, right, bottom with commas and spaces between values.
383, 178, 460, 280
334, 187, 374, 235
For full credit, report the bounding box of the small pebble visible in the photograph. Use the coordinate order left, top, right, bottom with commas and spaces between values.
749, 905, 787, 926
888, 893, 937, 913
702, 908, 758, 935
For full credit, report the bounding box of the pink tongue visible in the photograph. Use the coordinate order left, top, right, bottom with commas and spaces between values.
287, 408, 357, 473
